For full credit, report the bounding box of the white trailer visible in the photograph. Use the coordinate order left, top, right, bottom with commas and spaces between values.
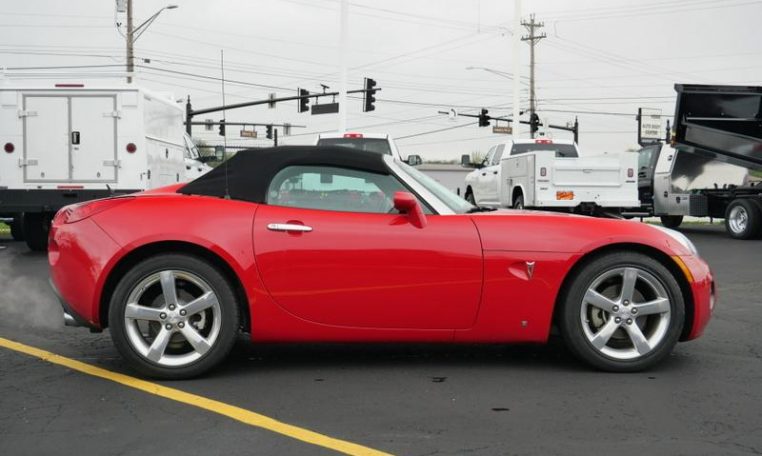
0, 78, 211, 250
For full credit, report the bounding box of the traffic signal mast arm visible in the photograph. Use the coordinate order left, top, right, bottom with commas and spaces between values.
437, 110, 579, 142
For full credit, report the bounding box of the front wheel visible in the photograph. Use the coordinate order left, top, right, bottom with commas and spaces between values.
109, 254, 240, 379
559, 252, 685, 372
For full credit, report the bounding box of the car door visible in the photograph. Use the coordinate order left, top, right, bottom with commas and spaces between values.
479, 144, 505, 205
253, 165, 483, 330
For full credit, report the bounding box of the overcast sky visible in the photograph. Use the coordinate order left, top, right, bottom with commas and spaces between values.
2, 0, 761, 159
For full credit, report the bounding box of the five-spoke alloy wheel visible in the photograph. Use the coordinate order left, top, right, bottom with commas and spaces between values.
560, 252, 685, 372
109, 254, 239, 379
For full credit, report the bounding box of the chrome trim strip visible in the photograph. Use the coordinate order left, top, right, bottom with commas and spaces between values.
267, 223, 313, 232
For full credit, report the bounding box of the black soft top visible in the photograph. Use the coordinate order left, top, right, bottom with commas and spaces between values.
178, 146, 390, 203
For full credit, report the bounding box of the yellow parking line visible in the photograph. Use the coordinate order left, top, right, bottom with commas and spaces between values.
0, 336, 393, 456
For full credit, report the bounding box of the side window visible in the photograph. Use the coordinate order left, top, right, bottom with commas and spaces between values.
267, 165, 428, 214
483, 147, 496, 166
491, 144, 505, 165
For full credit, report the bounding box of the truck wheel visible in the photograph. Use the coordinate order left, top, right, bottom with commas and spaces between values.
22, 212, 50, 251
513, 194, 525, 210
659, 215, 683, 229
10, 215, 25, 241
725, 199, 762, 240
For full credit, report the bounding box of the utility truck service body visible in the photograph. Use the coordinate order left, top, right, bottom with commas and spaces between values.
0, 79, 210, 250
464, 139, 639, 214
635, 84, 762, 239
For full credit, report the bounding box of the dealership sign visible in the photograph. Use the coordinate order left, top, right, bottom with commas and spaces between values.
638, 108, 664, 143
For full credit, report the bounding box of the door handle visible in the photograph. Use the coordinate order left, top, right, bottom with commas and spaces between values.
492, 171, 498, 175
267, 223, 313, 233
481, 172, 487, 176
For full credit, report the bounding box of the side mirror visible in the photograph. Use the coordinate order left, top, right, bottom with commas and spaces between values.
406, 154, 422, 166
393, 191, 427, 228
460, 154, 471, 167
214, 146, 225, 162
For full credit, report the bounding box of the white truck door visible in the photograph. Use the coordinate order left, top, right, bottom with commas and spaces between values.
23, 96, 70, 182
480, 144, 505, 204
70, 96, 117, 182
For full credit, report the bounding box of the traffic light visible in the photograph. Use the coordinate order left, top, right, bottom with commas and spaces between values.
218, 119, 225, 136
298, 88, 310, 113
478, 108, 490, 127
530, 113, 541, 135
265, 125, 273, 140
363, 78, 377, 112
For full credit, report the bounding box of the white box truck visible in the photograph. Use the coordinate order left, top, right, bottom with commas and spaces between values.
0, 78, 212, 250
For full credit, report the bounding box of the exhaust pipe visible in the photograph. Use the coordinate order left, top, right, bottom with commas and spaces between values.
63, 310, 80, 327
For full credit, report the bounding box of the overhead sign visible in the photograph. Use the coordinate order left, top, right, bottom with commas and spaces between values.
493, 126, 512, 134
312, 103, 339, 115
638, 108, 664, 142
240, 130, 257, 138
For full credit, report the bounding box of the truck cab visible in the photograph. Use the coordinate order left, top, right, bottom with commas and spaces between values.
315, 132, 421, 165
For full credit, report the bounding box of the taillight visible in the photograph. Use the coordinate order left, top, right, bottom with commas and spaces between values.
535, 139, 553, 144
62, 197, 134, 224
126, 143, 137, 153
4, 142, 13, 153
343, 133, 363, 139
627, 168, 634, 178
540, 167, 547, 177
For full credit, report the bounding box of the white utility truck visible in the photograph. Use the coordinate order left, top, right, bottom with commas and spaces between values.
315, 132, 422, 165
0, 78, 212, 250
463, 138, 639, 215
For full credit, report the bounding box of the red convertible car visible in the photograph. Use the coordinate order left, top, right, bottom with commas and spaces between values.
49, 146, 714, 378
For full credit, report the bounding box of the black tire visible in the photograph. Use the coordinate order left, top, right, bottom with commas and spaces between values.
465, 189, 476, 205
10, 214, 24, 241
724, 198, 762, 240
22, 212, 49, 251
109, 254, 240, 379
659, 215, 683, 229
513, 194, 524, 210
558, 251, 685, 372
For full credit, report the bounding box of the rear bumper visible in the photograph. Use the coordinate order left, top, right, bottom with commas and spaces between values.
49, 279, 101, 332
49, 217, 122, 329
680, 255, 715, 341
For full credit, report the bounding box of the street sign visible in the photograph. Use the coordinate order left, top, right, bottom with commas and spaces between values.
448, 108, 458, 121
240, 130, 257, 138
493, 126, 513, 134
638, 108, 664, 142
312, 102, 340, 115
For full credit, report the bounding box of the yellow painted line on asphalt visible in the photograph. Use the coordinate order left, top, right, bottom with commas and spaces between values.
0, 336, 393, 456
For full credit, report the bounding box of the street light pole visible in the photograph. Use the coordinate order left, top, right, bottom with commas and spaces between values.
124, 1, 178, 83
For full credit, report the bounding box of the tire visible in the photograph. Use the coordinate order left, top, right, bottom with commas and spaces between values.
109, 254, 240, 379
558, 251, 685, 372
659, 215, 683, 229
10, 215, 24, 241
22, 212, 49, 251
513, 194, 524, 210
725, 198, 762, 240
465, 190, 476, 205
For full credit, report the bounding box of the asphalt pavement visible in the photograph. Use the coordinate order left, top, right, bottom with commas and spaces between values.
0, 223, 760, 456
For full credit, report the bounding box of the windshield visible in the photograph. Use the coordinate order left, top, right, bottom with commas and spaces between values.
394, 160, 475, 214
511, 143, 579, 158
638, 146, 655, 169
317, 137, 393, 155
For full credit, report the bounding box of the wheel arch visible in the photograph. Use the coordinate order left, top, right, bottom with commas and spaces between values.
99, 240, 251, 333
552, 242, 695, 341
512, 185, 524, 204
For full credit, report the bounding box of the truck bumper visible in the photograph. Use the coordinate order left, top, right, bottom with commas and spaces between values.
0, 188, 140, 213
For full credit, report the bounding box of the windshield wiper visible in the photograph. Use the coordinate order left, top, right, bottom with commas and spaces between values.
466, 206, 497, 213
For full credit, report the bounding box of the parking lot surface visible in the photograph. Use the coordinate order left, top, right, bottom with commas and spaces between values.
1, 224, 760, 456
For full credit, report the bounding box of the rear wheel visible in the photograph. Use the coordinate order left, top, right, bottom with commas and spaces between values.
10, 215, 24, 241
725, 198, 762, 240
22, 212, 50, 251
109, 254, 239, 379
559, 252, 684, 372
513, 194, 525, 210
659, 215, 683, 229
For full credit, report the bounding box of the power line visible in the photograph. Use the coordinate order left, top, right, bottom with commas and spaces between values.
396, 121, 477, 140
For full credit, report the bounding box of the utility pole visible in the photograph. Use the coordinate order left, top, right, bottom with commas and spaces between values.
338, 0, 349, 133
126, 0, 134, 83
512, 0, 521, 139
521, 14, 545, 138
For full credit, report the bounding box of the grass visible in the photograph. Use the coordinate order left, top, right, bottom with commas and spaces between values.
0, 222, 9, 234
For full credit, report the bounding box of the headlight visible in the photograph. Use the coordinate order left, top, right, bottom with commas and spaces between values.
650, 224, 699, 256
